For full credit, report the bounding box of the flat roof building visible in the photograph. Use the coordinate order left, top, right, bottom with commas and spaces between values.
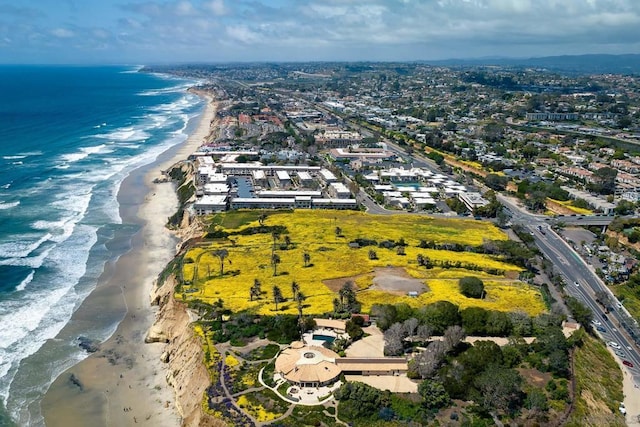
194, 195, 228, 215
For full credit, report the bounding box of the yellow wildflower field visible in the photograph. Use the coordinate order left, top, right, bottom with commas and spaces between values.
547, 198, 593, 215
180, 211, 544, 317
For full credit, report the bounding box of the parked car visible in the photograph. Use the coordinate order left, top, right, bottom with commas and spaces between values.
608, 341, 622, 350
615, 350, 626, 357
591, 319, 602, 326
602, 314, 609, 321
596, 326, 607, 333
623, 360, 634, 368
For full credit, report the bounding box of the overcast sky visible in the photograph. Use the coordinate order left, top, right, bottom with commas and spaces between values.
2, 0, 640, 64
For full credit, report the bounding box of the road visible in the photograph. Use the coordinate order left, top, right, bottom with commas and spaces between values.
495, 192, 640, 386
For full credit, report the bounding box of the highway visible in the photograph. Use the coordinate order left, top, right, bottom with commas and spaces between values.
500, 198, 640, 384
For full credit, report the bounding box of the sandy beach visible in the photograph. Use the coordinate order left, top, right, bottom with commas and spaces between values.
41, 94, 216, 427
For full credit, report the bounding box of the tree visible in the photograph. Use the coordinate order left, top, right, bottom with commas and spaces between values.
371, 304, 397, 330
272, 285, 284, 311
346, 318, 364, 341
486, 311, 512, 336
459, 276, 485, 299
295, 291, 307, 333
404, 317, 419, 338
213, 249, 229, 276
396, 245, 405, 255
337, 281, 360, 314
250, 279, 262, 301
335, 226, 342, 237
368, 249, 378, 260
461, 307, 489, 335
416, 324, 432, 342
258, 213, 267, 226
474, 366, 523, 413
384, 322, 406, 356
443, 325, 466, 351
419, 379, 450, 410
271, 231, 280, 255
589, 166, 617, 195
283, 235, 291, 249
485, 173, 509, 191
418, 301, 460, 335
271, 253, 281, 276
411, 340, 447, 379
303, 252, 311, 267
291, 281, 300, 301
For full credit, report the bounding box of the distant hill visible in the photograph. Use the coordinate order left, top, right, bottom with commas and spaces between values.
425, 54, 640, 75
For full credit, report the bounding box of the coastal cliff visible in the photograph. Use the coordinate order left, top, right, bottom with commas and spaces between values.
150, 275, 224, 427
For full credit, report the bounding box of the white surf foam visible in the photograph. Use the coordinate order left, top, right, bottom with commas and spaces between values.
60, 144, 111, 163
95, 127, 150, 142
14, 271, 34, 292
0, 201, 19, 210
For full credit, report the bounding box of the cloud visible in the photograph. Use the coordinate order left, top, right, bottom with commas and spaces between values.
205, 0, 226, 15
3, 0, 640, 63
50, 28, 74, 38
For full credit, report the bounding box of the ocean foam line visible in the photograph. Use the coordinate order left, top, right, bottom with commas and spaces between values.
15, 271, 34, 292
94, 128, 150, 142
60, 144, 113, 163
137, 82, 194, 97
2, 155, 27, 160
0, 233, 53, 260
0, 201, 19, 210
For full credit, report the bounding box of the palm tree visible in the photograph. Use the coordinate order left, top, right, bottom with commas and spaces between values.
335, 226, 342, 237
291, 281, 299, 301
303, 252, 311, 267
258, 213, 267, 226
271, 253, 281, 276
213, 249, 229, 276
296, 291, 307, 335
250, 278, 261, 301
273, 285, 283, 311
271, 231, 280, 255
283, 235, 291, 249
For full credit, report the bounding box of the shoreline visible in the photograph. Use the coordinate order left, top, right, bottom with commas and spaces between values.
41, 93, 217, 426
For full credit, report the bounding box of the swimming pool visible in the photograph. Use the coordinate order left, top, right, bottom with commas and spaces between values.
312, 334, 335, 344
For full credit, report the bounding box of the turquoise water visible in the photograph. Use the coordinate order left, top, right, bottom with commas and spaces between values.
312, 334, 336, 343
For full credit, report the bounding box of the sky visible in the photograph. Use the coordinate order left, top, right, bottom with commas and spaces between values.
2, 0, 640, 64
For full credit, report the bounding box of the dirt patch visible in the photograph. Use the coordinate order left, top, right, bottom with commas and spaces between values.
518, 368, 552, 388
322, 267, 428, 295
370, 266, 428, 295
323, 272, 372, 292
581, 389, 611, 414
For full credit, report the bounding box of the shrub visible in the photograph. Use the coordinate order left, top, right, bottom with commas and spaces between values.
459, 276, 485, 299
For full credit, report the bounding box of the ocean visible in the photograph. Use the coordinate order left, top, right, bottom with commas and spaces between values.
0, 65, 204, 426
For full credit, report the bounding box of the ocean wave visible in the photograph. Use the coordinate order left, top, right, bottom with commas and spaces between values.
2, 155, 27, 160
137, 82, 194, 96
60, 144, 112, 163
0, 233, 53, 260
0, 201, 19, 210
14, 270, 35, 292
94, 127, 150, 142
